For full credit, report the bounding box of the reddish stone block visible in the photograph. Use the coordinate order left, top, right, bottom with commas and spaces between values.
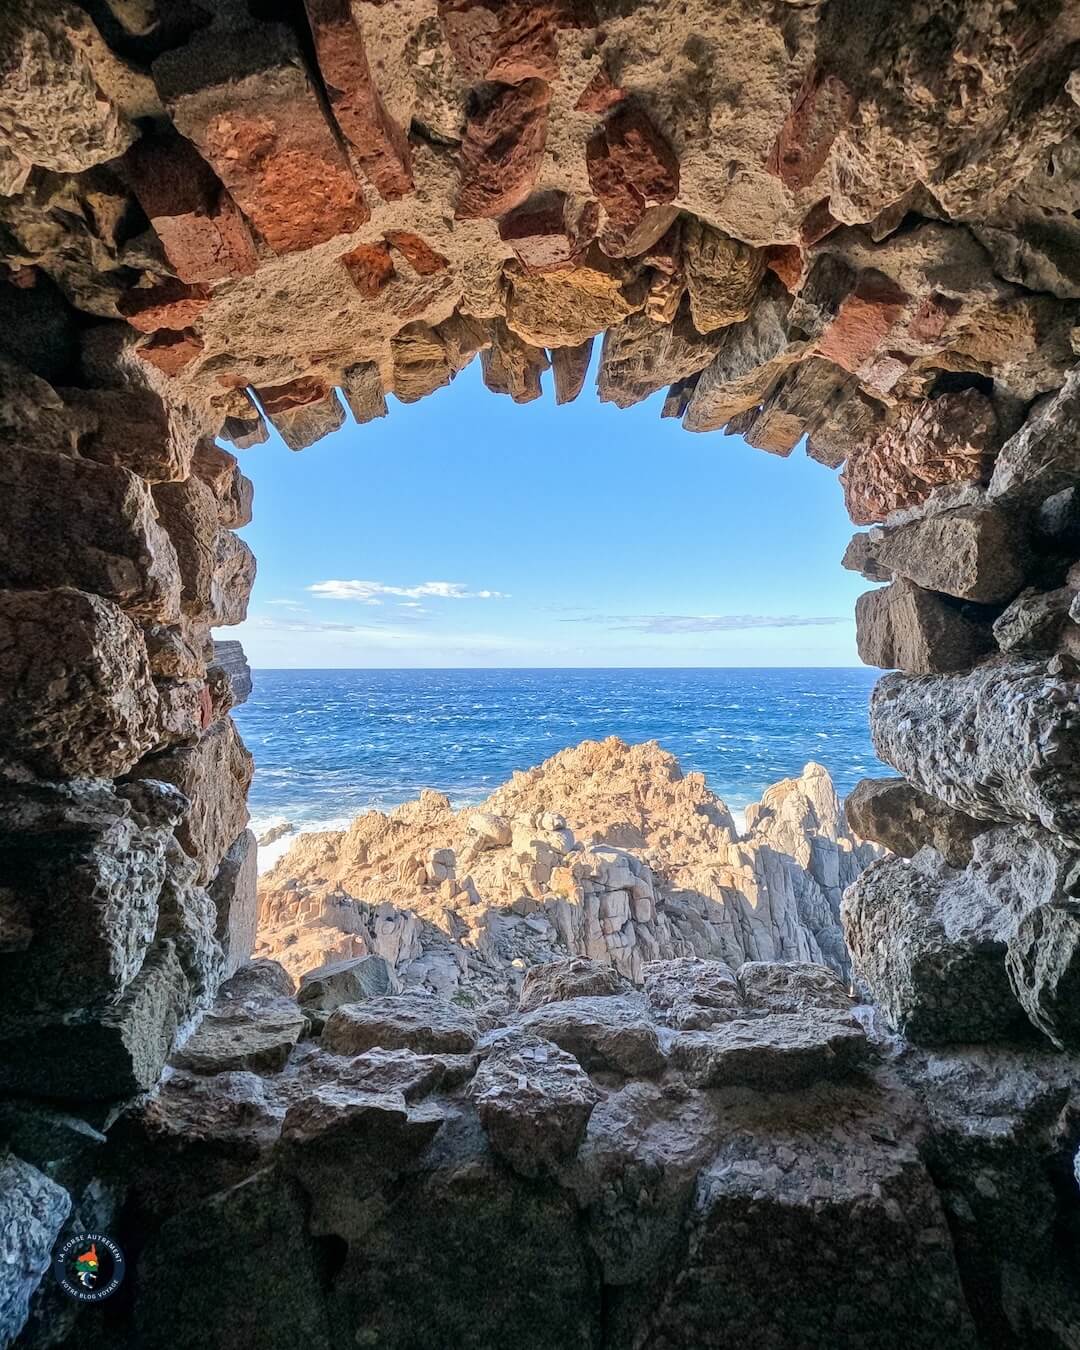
574, 66, 626, 115
909, 291, 964, 343
815, 272, 908, 374
117, 279, 212, 333
153, 17, 368, 255
586, 105, 680, 257
498, 192, 598, 271
123, 130, 258, 284
767, 69, 854, 192
384, 231, 449, 275
136, 329, 204, 377
439, 1, 587, 84
303, 0, 413, 201
341, 241, 395, 297
800, 198, 841, 245
254, 377, 329, 416
765, 244, 804, 293
456, 79, 552, 220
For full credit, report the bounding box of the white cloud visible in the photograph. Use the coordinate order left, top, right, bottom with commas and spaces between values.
308, 579, 508, 603
266, 598, 306, 609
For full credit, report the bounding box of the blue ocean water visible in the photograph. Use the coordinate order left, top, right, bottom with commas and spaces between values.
234, 668, 885, 841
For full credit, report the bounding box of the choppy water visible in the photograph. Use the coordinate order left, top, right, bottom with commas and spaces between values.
234, 668, 885, 854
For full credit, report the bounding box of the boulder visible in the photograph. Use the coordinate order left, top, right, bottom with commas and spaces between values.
0, 587, 161, 779
0, 1153, 71, 1349
668, 1012, 869, 1090
171, 966, 304, 1076
993, 586, 1076, 656
321, 992, 479, 1056
518, 957, 626, 1011
642, 958, 742, 1029
845, 776, 986, 867
737, 959, 852, 1015
989, 367, 1080, 507
855, 578, 995, 673
519, 995, 664, 1075
868, 503, 1028, 605
469, 1035, 599, 1177
682, 218, 764, 334
869, 662, 1080, 840
297, 954, 398, 1029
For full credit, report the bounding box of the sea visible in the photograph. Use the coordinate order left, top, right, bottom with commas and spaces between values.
234, 668, 886, 868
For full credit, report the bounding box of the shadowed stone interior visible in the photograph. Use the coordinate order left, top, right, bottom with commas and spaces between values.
3, 1, 1080, 1346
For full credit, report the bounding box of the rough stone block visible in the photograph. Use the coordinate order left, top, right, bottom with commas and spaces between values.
256, 379, 345, 451
0, 1154, 71, 1350
384, 231, 448, 275
846, 777, 986, 867
0, 446, 181, 622
870, 662, 1080, 839
519, 995, 664, 1075
456, 79, 551, 219
990, 367, 1080, 507
0, 588, 161, 780
682, 218, 764, 335
136, 328, 204, 378
340, 361, 387, 424
209, 828, 259, 976
116, 279, 212, 333
191, 440, 253, 528
586, 105, 680, 257
868, 503, 1028, 605
668, 1011, 869, 1090
321, 991, 479, 1055
855, 578, 995, 674
993, 586, 1075, 656
297, 954, 398, 1023
152, 474, 218, 618
551, 338, 593, 405
60, 385, 201, 483
153, 14, 368, 254
518, 957, 626, 1011
498, 192, 596, 272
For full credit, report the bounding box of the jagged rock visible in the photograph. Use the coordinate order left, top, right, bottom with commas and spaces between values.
154, 10, 367, 254
469, 1035, 599, 1178
210, 640, 252, 707
870, 662, 1080, 839
736, 358, 850, 457
597, 308, 722, 409
297, 954, 399, 1030
340, 361, 386, 424
479, 318, 548, 403
191, 441, 253, 529
321, 992, 479, 1056
519, 995, 664, 1076
993, 586, 1076, 656
518, 957, 626, 1011
0, 1153, 71, 1349
668, 1011, 869, 1090
586, 105, 679, 257
738, 959, 852, 1015
682, 218, 764, 334
0, 587, 162, 779
644, 1089, 978, 1349
867, 503, 1028, 605
171, 979, 305, 1076
643, 958, 742, 1028
843, 827, 1073, 1043
498, 191, 597, 272
505, 254, 644, 349
550, 338, 593, 405
1007, 898, 1080, 1052
990, 367, 1080, 507
0, 445, 181, 622
841, 531, 893, 581
842, 390, 1002, 525
61, 385, 200, 483
682, 288, 797, 432
210, 832, 258, 980
455, 78, 550, 219
855, 578, 995, 674
133, 717, 253, 884
846, 777, 986, 868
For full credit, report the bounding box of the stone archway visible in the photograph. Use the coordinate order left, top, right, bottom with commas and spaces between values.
2, 1, 1080, 1346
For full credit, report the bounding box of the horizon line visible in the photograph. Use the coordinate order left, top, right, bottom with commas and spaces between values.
241, 664, 876, 672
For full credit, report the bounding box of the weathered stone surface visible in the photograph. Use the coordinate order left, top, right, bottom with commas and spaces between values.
340, 239, 394, 298
264, 384, 345, 452
843, 390, 1002, 526
154, 13, 368, 254
297, 954, 398, 1029
469, 1035, 599, 1177
498, 192, 597, 272
439, 0, 570, 86
586, 105, 680, 258
478, 319, 548, 403
682, 218, 764, 334
210, 829, 258, 977
61, 385, 200, 482
456, 79, 550, 220
870, 662, 1080, 840
993, 586, 1076, 657
303, 0, 412, 201
123, 127, 259, 283
737, 357, 850, 457
321, 992, 479, 1056
683, 288, 797, 432
0, 446, 180, 622
134, 717, 253, 884
843, 830, 1059, 1043
518, 957, 626, 1012
846, 777, 986, 868
0, 588, 162, 779
0, 1, 134, 176
1007, 898, 1080, 1052
668, 1011, 869, 1090
136, 327, 205, 378
171, 981, 305, 1075
855, 578, 995, 674
506, 252, 644, 350
642, 958, 742, 1029
210, 640, 252, 707
738, 959, 852, 1015
519, 995, 664, 1076
210, 528, 256, 627
990, 367, 1080, 507
341, 360, 387, 424
868, 504, 1028, 605
192, 441, 253, 529
150, 474, 217, 618
384, 231, 448, 276
117, 278, 211, 334
645, 1091, 977, 1350
598, 309, 721, 409
550, 338, 593, 405
0, 1153, 71, 1350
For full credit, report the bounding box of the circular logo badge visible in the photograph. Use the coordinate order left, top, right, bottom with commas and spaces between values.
52, 1233, 125, 1303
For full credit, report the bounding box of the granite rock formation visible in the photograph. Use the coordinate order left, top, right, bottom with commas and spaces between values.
255, 739, 879, 994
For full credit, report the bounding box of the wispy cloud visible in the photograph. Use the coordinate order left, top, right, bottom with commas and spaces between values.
308, 579, 508, 604
266, 598, 307, 609
563, 613, 850, 634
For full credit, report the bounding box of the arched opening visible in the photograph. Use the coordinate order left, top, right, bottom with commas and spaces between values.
2, 2, 1080, 1347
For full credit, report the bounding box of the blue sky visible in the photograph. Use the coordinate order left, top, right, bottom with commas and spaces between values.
227, 354, 864, 668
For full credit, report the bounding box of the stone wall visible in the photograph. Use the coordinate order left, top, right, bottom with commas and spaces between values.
2, 0, 1080, 1346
